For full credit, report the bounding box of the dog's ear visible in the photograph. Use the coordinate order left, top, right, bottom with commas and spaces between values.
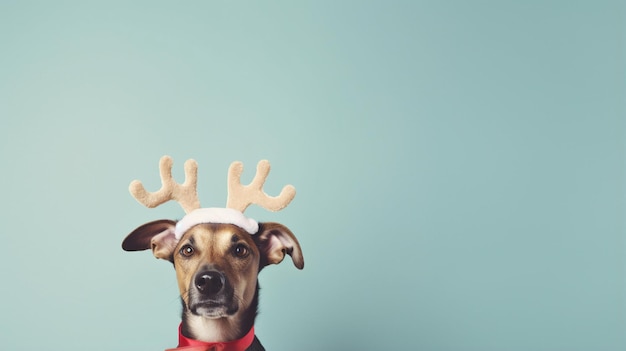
122, 220, 178, 262
254, 222, 304, 270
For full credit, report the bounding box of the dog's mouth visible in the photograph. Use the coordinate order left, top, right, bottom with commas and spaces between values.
189, 299, 239, 318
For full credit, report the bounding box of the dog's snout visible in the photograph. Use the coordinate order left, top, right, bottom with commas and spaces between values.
194, 271, 225, 296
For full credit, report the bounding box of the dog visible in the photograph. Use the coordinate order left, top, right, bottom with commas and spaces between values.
122, 157, 303, 351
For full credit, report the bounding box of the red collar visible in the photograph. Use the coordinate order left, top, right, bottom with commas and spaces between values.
165, 324, 256, 351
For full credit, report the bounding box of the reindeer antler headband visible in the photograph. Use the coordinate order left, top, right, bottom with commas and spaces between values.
129, 156, 296, 238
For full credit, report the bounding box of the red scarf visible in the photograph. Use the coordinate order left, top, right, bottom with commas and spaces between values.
165, 324, 255, 351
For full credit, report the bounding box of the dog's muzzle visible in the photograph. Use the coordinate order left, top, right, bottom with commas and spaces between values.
189, 269, 237, 318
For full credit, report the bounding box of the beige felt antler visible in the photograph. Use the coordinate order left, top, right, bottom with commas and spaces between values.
226, 160, 296, 213
129, 156, 201, 213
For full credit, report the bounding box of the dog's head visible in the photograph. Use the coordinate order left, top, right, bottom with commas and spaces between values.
122, 220, 303, 319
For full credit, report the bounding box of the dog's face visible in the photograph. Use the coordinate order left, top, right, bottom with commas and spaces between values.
174, 223, 260, 319
122, 219, 303, 340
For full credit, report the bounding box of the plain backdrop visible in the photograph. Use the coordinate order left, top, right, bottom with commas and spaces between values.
0, 1, 624, 350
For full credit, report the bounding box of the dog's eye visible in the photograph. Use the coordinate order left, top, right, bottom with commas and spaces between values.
234, 244, 249, 258
180, 245, 194, 257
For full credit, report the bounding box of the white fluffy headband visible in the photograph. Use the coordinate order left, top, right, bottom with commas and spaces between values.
174, 207, 259, 239
129, 156, 295, 238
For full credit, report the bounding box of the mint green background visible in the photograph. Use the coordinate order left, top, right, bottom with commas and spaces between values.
1, 1, 624, 350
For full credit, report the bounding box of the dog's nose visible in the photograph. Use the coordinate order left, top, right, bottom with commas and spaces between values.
194, 271, 225, 296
